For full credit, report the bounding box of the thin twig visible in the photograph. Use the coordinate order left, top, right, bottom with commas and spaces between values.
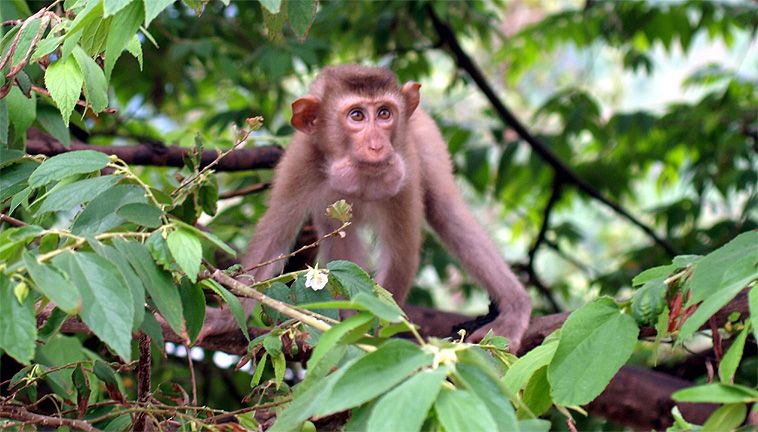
187, 347, 198, 405
239, 222, 350, 275
212, 270, 332, 333
219, 182, 271, 199
0, 213, 26, 227
527, 175, 563, 312
30, 85, 118, 114
172, 117, 263, 197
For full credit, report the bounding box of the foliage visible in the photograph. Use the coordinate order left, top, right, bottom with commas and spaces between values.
0, 0, 756, 430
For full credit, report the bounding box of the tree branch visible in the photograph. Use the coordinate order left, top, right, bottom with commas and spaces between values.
526, 175, 564, 312
25, 129, 283, 172
0, 406, 98, 432
426, 7, 677, 257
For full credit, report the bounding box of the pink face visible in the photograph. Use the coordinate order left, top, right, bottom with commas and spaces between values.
290, 81, 421, 201
326, 94, 407, 201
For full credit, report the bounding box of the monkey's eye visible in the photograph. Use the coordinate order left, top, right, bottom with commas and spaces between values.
348, 109, 366, 122
377, 107, 391, 120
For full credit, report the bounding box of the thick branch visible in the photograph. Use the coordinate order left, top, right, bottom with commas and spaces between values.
426, 7, 677, 257
0, 406, 98, 432
26, 129, 283, 172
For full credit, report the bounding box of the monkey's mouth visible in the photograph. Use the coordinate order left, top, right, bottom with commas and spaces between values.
354, 159, 393, 175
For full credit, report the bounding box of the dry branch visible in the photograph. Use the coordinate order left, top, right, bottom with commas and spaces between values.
26, 129, 283, 171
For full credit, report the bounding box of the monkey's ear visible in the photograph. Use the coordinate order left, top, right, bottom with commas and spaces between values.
291, 95, 320, 134
401, 81, 421, 117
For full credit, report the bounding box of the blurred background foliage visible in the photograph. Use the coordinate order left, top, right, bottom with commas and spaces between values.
4, 0, 756, 415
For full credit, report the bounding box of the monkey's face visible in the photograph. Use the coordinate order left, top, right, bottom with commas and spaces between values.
290, 77, 421, 201
323, 94, 408, 200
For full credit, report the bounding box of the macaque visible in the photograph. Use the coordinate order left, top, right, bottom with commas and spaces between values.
232, 65, 532, 350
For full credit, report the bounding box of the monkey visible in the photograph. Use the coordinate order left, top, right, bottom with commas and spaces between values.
219, 65, 533, 351
187, 66, 529, 350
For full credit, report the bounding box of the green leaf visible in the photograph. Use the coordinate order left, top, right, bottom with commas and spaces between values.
503, 335, 558, 393
167, 228, 202, 282
287, 0, 316, 39
112, 238, 184, 337
72, 184, 147, 235
140, 311, 164, 349
37, 175, 121, 215
89, 240, 145, 330
435, 389, 498, 432
719, 324, 750, 384
263, 334, 283, 356
143, 0, 174, 26
316, 339, 433, 416
67, 0, 104, 37
44, 55, 84, 126
522, 366, 552, 417
351, 291, 404, 322
116, 202, 163, 228
52, 251, 134, 361
146, 231, 172, 269
29, 150, 110, 188
200, 279, 249, 341
0, 161, 36, 201
632, 264, 675, 287
454, 363, 518, 431
308, 312, 375, 370
72, 46, 108, 113
179, 279, 205, 344
173, 219, 236, 257
125, 34, 142, 69
0, 275, 36, 365
251, 352, 267, 387
631, 279, 667, 326
366, 367, 448, 432
0, 148, 24, 166
548, 297, 639, 406
259, 0, 282, 14
104, 0, 143, 79
23, 252, 81, 314
672, 383, 758, 404
0, 99, 8, 146
328, 260, 374, 297
6, 87, 36, 137
272, 351, 286, 389
518, 419, 552, 432
36, 105, 71, 147
750, 286, 758, 345
31, 34, 63, 61
702, 403, 747, 432
678, 252, 757, 342
104, 0, 134, 16
687, 231, 758, 306
73, 364, 91, 415
270, 357, 360, 432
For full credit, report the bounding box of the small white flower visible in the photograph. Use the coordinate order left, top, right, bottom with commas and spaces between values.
305, 265, 328, 291
426, 345, 458, 369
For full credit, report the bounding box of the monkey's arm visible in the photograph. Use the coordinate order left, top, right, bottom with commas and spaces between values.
415, 112, 532, 351
199, 142, 317, 340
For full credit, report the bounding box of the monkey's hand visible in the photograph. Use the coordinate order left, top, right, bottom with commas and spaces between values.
468, 300, 531, 354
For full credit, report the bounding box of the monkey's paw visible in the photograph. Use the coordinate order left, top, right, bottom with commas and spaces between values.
467, 315, 528, 354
